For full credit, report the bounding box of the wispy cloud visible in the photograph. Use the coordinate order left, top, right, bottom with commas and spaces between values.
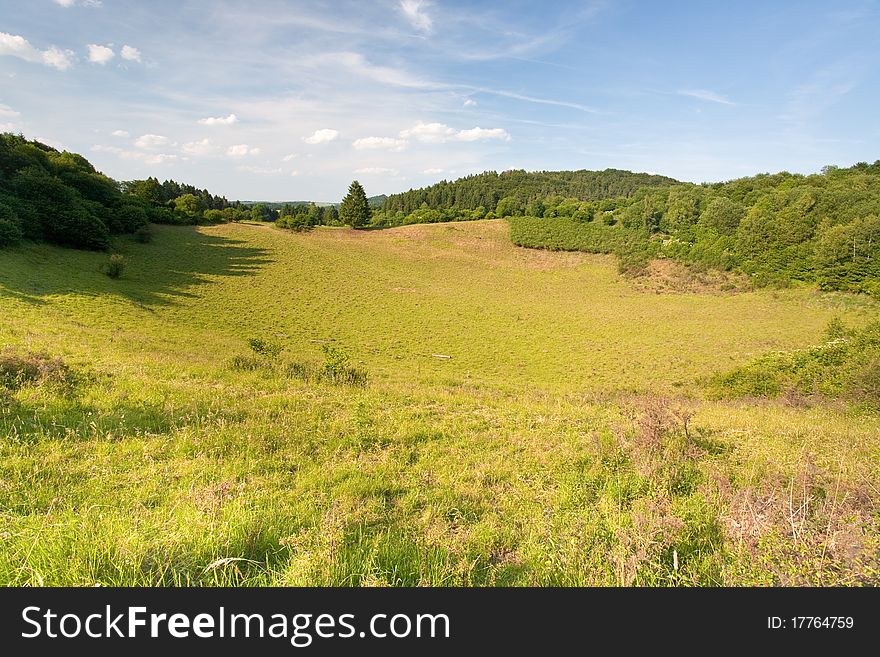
120, 45, 141, 62
198, 113, 238, 126
227, 143, 261, 157
92, 144, 176, 165
111, 129, 129, 137
303, 128, 339, 144
399, 121, 510, 143
303, 52, 439, 89
677, 89, 735, 105
400, 0, 432, 32
182, 138, 214, 155
134, 134, 169, 149
353, 136, 408, 151
355, 166, 400, 175
0, 32, 74, 70
54, 0, 103, 7
474, 87, 599, 113
0, 103, 20, 118
237, 165, 281, 175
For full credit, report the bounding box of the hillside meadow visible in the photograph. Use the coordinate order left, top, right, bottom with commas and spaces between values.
1, 219, 878, 586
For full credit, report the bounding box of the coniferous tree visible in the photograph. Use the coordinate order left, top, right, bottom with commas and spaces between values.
339, 180, 370, 228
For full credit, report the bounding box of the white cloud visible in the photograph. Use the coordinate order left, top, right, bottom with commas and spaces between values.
237, 165, 282, 175
0, 103, 20, 118
282, 153, 298, 162
0, 32, 74, 70
144, 153, 177, 165
304, 52, 436, 89
455, 126, 510, 142
87, 44, 115, 65
303, 128, 339, 144
227, 143, 260, 157
463, 98, 477, 107
92, 144, 176, 165
290, 170, 300, 177
41, 47, 74, 70
111, 129, 129, 137
475, 87, 598, 113
0, 122, 17, 132
677, 89, 734, 105
400, 0, 432, 32
198, 113, 238, 126
134, 134, 169, 149
120, 45, 141, 62
182, 138, 214, 155
399, 121, 510, 144
399, 121, 455, 143
54, 0, 103, 6
352, 136, 408, 152
422, 168, 445, 174
355, 167, 399, 175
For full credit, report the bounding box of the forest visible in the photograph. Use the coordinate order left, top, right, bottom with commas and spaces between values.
2, 131, 879, 297
505, 163, 880, 297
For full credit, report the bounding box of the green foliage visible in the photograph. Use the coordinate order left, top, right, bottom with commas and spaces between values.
710, 319, 880, 406
247, 337, 283, 360
509, 215, 657, 276
0, 348, 77, 392
382, 168, 678, 215
339, 180, 370, 228
172, 194, 205, 223
134, 224, 153, 243
0, 133, 173, 250
511, 161, 880, 296
0, 221, 877, 586
106, 254, 125, 279
0, 202, 22, 246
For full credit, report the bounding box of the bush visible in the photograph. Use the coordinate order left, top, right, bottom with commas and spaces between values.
134, 224, 153, 243
0, 348, 77, 391
319, 344, 368, 386
709, 319, 880, 406
0, 217, 22, 247
115, 204, 149, 233
248, 337, 283, 360
107, 254, 125, 279
228, 354, 264, 371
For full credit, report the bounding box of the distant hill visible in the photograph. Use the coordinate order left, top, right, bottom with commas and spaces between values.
382, 168, 679, 215
238, 200, 334, 208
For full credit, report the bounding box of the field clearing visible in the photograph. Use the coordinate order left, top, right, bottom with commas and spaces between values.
1, 219, 878, 585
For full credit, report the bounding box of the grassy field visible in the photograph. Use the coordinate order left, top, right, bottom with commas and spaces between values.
1, 219, 878, 586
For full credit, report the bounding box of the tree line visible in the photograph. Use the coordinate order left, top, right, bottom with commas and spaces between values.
377, 168, 678, 224
508, 163, 880, 297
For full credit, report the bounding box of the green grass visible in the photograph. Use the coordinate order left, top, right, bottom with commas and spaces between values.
1, 219, 878, 586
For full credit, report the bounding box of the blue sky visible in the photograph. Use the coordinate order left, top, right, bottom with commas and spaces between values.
1, 0, 879, 201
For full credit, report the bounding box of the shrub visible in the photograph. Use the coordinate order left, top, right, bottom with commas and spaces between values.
107, 254, 125, 279
709, 319, 880, 406
134, 224, 153, 243
0, 217, 22, 247
228, 354, 264, 371
0, 348, 77, 391
248, 337, 283, 360
115, 204, 149, 233
320, 344, 368, 386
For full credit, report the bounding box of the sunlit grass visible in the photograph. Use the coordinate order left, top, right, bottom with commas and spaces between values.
1, 220, 877, 586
